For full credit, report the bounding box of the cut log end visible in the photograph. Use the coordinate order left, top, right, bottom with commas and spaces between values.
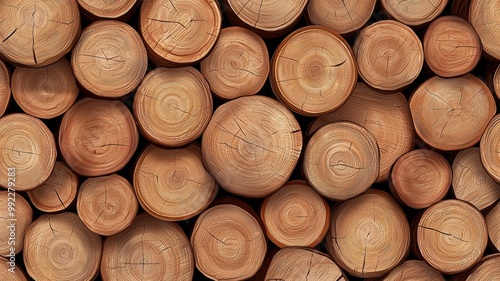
380, 0, 448, 26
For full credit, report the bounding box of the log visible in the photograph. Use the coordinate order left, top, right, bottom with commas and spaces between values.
0, 113, 56, 191
450, 0, 471, 19
77, 0, 138, 20
139, 0, 221, 66
452, 147, 500, 210
464, 254, 500, 280
353, 20, 423, 91
58, 98, 138, 177
0, 0, 80, 67
23, 212, 102, 281
0, 191, 32, 256
409, 74, 496, 151
469, 0, 500, 61
200, 26, 269, 100
202, 95, 302, 198
379, 0, 448, 27
480, 114, 500, 182
101, 212, 194, 281
270, 25, 357, 116
423, 16, 481, 78
77, 174, 138, 236
303, 121, 379, 201
486, 201, 500, 252
306, 0, 376, 35
309, 82, 415, 182
11, 58, 78, 119
494, 64, 500, 100
390, 148, 451, 209
260, 180, 329, 248
133, 67, 212, 147
326, 189, 410, 278
191, 203, 267, 280
224, 0, 307, 38
0, 256, 28, 281
417, 199, 488, 274
265, 247, 347, 281
0, 59, 10, 117
367, 260, 445, 281
133, 143, 218, 221
71, 20, 147, 98
27, 161, 78, 213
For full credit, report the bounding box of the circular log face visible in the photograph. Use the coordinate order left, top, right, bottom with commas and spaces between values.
270, 25, 357, 116
101, 213, 194, 281
0, 113, 56, 191
494, 65, 500, 100
23, 212, 102, 281
469, 0, 500, 60
77, 0, 137, 19
0, 60, 11, 118
304, 121, 379, 201
0, 191, 32, 256
307, 0, 376, 34
486, 202, 500, 252
12, 58, 78, 119
326, 190, 410, 278
140, 0, 221, 66
202, 95, 302, 198
59, 98, 139, 177
201, 26, 269, 100
133, 67, 212, 147
376, 260, 445, 281
423, 16, 481, 78
380, 0, 448, 26
417, 199, 488, 274
480, 114, 500, 183
71, 20, 147, 98
191, 204, 267, 281
353, 20, 423, 91
0, 256, 29, 281
409, 74, 496, 151
0, 0, 81, 67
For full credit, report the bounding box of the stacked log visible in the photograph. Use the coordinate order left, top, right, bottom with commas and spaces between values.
0, 0, 500, 280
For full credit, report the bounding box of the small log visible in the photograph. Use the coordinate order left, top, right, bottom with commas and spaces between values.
303, 121, 379, 201
133, 143, 218, 221
0, 0, 80, 67
494, 64, 500, 99
100, 212, 194, 281
423, 16, 481, 78
390, 148, 451, 209
11, 58, 78, 119
353, 20, 423, 91
306, 0, 376, 35
326, 189, 410, 278
200, 26, 269, 100
133, 67, 212, 147
0, 256, 28, 281
409, 211, 424, 260
409, 74, 496, 151
452, 148, 500, 210
224, 0, 307, 38
77, 0, 138, 20
23, 212, 102, 281
480, 114, 500, 182
367, 260, 445, 281
486, 201, 500, 252
465, 254, 500, 280
0, 59, 10, 117
379, 0, 448, 27
270, 25, 357, 116
260, 180, 329, 248
77, 174, 138, 236
202, 95, 302, 198
27, 161, 78, 213
469, 0, 500, 61
0, 191, 32, 256
140, 0, 221, 66
265, 247, 347, 281
309, 82, 415, 182
71, 20, 147, 98
59, 98, 139, 177
0, 113, 56, 191
450, 0, 471, 19
191, 204, 267, 281
417, 199, 488, 275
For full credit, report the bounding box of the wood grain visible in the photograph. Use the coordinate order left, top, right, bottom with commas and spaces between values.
0, 60, 10, 117
0, 191, 32, 256
469, 0, 500, 60
486, 201, 500, 252
77, 0, 138, 20
380, 0, 448, 26
480, 114, 500, 183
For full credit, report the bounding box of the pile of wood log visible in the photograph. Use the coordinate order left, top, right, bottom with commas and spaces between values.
0, 0, 499, 280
